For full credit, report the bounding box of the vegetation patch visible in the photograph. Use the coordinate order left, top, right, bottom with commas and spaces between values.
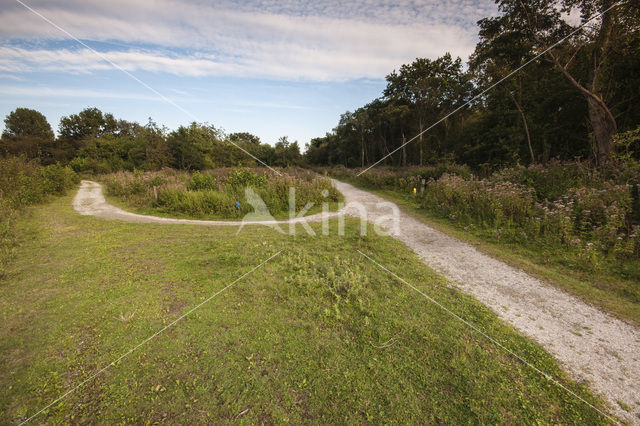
0, 155, 78, 277
330, 162, 640, 322
0, 195, 610, 423
101, 167, 342, 220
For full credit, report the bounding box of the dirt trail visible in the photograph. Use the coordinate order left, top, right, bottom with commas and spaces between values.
73, 179, 640, 422
72, 180, 341, 226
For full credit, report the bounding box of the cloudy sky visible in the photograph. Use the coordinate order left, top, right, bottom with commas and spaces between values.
0, 0, 497, 146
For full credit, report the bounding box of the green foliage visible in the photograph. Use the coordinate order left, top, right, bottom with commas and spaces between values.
331, 161, 640, 282
102, 167, 339, 219
225, 168, 267, 189
330, 163, 471, 191
158, 189, 236, 216
2, 107, 54, 141
185, 171, 217, 191
58, 107, 117, 142
2, 107, 304, 173
492, 161, 593, 201
0, 156, 78, 276
306, 2, 640, 169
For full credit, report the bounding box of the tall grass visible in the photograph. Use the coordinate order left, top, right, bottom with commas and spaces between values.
0, 155, 78, 276
329, 162, 640, 272
101, 167, 341, 219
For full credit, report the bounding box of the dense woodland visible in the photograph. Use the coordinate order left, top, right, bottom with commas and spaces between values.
306, 0, 640, 169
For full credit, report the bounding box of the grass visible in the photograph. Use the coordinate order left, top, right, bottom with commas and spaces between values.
0, 194, 613, 423
338, 177, 640, 325
103, 192, 344, 221
99, 168, 343, 221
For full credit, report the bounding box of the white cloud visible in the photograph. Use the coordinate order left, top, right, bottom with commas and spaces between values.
0, 84, 163, 101
0, 0, 497, 81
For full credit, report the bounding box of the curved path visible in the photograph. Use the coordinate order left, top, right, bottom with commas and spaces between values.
72, 180, 342, 226
73, 179, 640, 422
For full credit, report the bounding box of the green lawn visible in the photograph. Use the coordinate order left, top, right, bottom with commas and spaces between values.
0, 194, 612, 423
338, 178, 640, 325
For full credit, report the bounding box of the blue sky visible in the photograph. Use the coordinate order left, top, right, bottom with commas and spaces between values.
0, 0, 497, 147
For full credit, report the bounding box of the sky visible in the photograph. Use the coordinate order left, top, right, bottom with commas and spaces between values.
0, 0, 498, 147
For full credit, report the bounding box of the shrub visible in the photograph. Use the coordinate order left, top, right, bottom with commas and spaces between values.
186, 171, 217, 191
423, 174, 535, 227
492, 161, 593, 201
225, 168, 267, 190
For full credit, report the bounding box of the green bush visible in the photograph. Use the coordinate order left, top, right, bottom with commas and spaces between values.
492, 161, 593, 201
225, 168, 268, 190
186, 171, 217, 191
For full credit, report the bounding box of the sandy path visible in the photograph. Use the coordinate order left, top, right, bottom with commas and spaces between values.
73, 179, 640, 422
72, 180, 342, 226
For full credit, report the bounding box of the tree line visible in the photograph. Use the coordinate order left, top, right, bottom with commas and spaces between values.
1, 107, 303, 173
305, 0, 640, 169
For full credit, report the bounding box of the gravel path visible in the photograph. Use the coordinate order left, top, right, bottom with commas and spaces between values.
72, 180, 342, 226
332, 179, 640, 424
73, 179, 640, 422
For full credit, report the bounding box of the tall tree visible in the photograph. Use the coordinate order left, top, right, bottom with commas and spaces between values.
384, 54, 471, 164
2, 108, 54, 141
494, 0, 639, 164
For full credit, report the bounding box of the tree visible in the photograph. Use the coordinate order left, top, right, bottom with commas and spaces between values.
494, 0, 640, 164
384, 54, 471, 164
167, 122, 218, 170
273, 136, 302, 167
59, 107, 117, 143
351, 108, 372, 167
2, 108, 54, 141
228, 132, 261, 146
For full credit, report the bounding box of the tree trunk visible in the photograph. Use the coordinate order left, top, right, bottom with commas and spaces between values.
587, 96, 617, 165
402, 132, 407, 167
508, 91, 534, 163
521, 0, 618, 165
360, 133, 365, 168
418, 118, 424, 166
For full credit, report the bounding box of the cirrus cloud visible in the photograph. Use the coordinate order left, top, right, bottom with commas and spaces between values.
0, 0, 496, 81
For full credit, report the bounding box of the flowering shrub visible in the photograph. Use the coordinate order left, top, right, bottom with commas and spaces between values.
423, 174, 535, 227
492, 160, 593, 201
420, 170, 639, 263
538, 183, 635, 258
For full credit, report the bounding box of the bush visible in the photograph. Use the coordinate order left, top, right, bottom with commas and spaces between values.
225, 168, 267, 190
492, 161, 593, 201
423, 174, 535, 227
327, 163, 471, 192
186, 171, 217, 191
420, 166, 639, 264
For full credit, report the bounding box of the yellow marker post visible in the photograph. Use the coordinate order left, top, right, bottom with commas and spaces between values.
413, 187, 417, 196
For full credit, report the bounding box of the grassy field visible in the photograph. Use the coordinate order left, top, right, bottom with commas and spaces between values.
334, 174, 640, 325
0, 194, 612, 423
